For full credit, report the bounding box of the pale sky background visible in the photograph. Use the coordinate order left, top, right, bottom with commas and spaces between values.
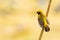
0, 0, 60, 40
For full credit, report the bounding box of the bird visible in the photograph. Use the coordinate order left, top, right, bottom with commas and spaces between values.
36, 10, 50, 32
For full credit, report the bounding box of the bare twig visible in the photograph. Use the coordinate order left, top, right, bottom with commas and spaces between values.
39, 28, 44, 40
46, 0, 52, 17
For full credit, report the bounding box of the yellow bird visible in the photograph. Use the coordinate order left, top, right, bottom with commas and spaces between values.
36, 10, 50, 32
38, 0, 52, 40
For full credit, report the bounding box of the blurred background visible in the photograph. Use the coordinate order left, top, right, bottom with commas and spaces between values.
0, 0, 60, 40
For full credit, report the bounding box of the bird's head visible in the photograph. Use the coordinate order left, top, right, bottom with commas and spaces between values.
36, 10, 43, 15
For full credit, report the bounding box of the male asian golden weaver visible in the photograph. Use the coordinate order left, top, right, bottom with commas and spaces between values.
37, 10, 50, 32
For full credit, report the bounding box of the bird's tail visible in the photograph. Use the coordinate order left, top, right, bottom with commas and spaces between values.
43, 25, 50, 32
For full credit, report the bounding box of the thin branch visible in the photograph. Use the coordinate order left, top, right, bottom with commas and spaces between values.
46, 0, 52, 17
39, 28, 44, 40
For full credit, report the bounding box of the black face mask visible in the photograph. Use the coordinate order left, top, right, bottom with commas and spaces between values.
36, 11, 41, 15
